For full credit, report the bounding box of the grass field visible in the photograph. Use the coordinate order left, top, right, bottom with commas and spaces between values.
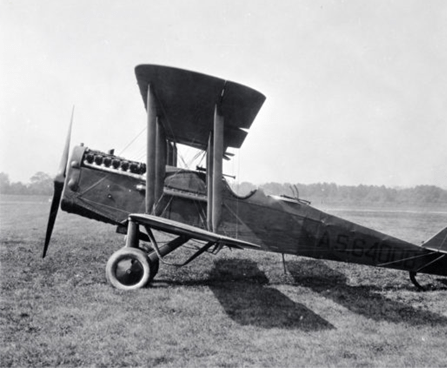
1, 195, 447, 367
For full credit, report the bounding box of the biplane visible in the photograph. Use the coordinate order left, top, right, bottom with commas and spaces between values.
44, 64, 447, 291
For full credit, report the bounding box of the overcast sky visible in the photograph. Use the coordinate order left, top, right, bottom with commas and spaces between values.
1, 0, 446, 188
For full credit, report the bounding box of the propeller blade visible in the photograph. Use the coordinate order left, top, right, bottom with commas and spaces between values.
42, 181, 64, 258
55, 107, 74, 183
42, 107, 74, 258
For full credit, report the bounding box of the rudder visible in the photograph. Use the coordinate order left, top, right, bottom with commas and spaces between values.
423, 227, 447, 253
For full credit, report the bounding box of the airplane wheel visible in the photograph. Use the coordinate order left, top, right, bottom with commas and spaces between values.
106, 248, 152, 290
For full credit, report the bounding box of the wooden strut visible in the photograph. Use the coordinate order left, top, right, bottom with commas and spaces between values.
146, 84, 156, 214
155, 117, 166, 211
146, 83, 167, 214
212, 104, 224, 232
206, 102, 225, 232
167, 141, 177, 167
206, 133, 213, 231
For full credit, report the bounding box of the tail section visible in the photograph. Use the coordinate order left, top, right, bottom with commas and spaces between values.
423, 227, 447, 253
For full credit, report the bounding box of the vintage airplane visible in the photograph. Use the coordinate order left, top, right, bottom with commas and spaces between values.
43, 64, 447, 291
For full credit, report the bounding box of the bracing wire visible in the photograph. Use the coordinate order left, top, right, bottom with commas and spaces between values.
118, 126, 147, 157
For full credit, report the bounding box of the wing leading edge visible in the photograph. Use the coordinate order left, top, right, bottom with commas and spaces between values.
128, 213, 261, 250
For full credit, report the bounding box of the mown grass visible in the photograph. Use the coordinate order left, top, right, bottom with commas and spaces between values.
1, 195, 446, 367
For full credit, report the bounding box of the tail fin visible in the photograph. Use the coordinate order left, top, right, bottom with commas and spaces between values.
423, 227, 447, 253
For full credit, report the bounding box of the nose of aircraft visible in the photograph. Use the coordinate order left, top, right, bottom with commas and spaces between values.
42, 107, 74, 258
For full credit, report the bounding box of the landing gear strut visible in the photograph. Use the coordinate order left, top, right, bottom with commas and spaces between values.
105, 216, 189, 289
105, 215, 221, 289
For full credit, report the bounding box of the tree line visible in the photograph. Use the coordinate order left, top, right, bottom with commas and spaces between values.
1, 171, 446, 206
0, 172, 53, 195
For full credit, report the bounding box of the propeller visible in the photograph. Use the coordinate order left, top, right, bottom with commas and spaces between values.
42, 107, 74, 258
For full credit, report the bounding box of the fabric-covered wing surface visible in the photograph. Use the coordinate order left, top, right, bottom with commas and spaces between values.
135, 64, 266, 151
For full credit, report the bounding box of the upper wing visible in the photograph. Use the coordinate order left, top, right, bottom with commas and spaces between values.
128, 213, 261, 250
134, 64, 266, 151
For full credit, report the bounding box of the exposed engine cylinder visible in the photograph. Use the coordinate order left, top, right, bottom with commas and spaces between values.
83, 149, 147, 176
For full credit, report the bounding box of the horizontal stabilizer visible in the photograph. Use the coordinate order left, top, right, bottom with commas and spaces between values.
423, 227, 447, 253
135, 64, 266, 151
128, 213, 261, 250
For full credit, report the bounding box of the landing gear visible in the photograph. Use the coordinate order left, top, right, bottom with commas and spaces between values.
105, 215, 213, 289
106, 248, 159, 290
409, 271, 446, 291
409, 271, 424, 291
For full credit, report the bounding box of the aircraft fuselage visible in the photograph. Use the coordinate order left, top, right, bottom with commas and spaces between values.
61, 145, 447, 277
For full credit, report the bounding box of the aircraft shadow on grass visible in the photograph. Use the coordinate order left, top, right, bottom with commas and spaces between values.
154, 257, 447, 329
285, 259, 447, 326
206, 259, 334, 331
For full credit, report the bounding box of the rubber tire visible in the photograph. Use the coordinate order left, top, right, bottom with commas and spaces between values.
106, 248, 151, 290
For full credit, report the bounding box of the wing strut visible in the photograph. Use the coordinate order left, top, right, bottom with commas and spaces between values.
206, 102, 224, 231
212, 104, 224, 231
146, 84, 156, 213
155, 117, 167, 204
206, 133, 214, 230
167, 141, 177, 167
146, 83, 167, 214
